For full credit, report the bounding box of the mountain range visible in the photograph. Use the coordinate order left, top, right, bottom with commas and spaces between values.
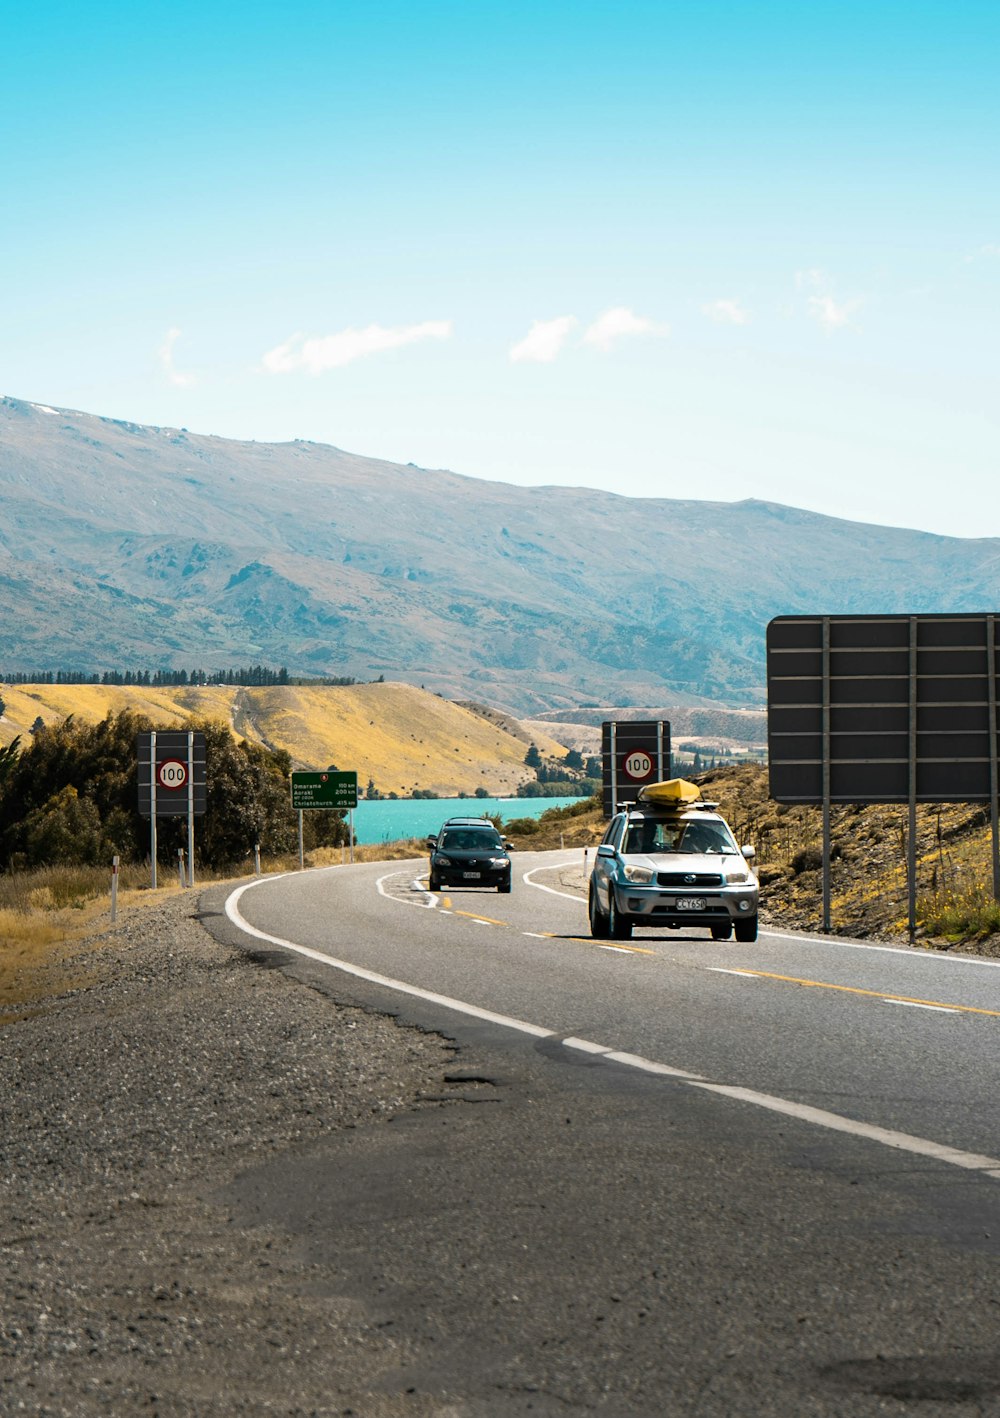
3, 395, 998, 715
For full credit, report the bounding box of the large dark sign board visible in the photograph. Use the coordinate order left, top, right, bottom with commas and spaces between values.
601, 720, 671, 817
137, 731, 207, 817
767, 613, 1000, 933
767, 614, 1000, 803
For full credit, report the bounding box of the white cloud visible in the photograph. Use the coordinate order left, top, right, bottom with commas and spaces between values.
262, 320, 453, 374
158, 327, 195, 387
794, 270, 861, 331
795, 267, 828, 292
581, 306, 667, 350
966, 243, 1000, 263
806, 294, 862, 330
509, 316, 577, 364
702, 299, 750, 325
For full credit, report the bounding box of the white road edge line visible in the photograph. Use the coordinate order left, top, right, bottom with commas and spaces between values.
522, 862, 587, 901
763, 927, 1000, 970
376, 869, 438, 909
883, 999, 961, 1013
224, 877, 1000, 1182
691, 1082, 1000, 1179
226, 880, 552, 1039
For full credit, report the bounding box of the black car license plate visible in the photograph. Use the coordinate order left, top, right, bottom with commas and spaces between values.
677, 896, 706, 911
462, 871, 482, 879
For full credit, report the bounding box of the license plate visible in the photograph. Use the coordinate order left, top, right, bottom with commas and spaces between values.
462, 871, 482, 879
677, 896, 706, 911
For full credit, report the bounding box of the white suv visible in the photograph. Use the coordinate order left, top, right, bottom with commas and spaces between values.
589, 804, 758, 942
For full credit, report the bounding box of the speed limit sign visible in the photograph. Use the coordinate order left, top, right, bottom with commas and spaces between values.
623, 750, 654, 780
157, 758, 188, 791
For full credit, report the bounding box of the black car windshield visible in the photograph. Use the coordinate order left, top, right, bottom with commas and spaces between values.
439, 829, 503, 851
624, 819, 737, 854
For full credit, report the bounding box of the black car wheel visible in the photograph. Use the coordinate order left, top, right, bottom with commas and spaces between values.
711, 923, 732, 940
607, 892, 633, 940
498, 873, 512, 893
589, 882, 610, 939
428, 874, 441, 892
734, 915, 758, 942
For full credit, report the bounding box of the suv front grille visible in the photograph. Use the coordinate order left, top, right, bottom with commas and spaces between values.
657, 871, 724, 887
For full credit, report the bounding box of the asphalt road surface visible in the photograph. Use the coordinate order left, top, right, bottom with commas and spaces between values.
204, 850, 1000, 1416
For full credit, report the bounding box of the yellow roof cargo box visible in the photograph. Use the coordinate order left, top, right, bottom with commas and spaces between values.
636, 778, 703, 808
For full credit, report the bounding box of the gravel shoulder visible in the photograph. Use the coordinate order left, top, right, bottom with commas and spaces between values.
0, 886, 459, 1417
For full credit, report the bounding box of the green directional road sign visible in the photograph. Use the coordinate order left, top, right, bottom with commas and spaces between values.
290, 770, 358, 810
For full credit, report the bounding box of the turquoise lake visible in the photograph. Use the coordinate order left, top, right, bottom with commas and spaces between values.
350, 795, 586, 845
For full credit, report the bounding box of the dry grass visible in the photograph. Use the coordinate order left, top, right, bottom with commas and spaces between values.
0, 872, 191, 1019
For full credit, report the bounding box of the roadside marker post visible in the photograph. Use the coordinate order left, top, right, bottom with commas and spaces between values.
110, 855, 119, 923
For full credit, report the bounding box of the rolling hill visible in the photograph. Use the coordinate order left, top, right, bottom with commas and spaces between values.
3, 395, 1000, 714
0, 681, 571, 797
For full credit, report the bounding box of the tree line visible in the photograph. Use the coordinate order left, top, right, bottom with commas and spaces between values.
0, 666, 382, 688
0, 710, 348, 872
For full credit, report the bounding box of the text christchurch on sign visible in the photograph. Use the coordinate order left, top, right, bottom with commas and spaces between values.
290, 770, 358, 810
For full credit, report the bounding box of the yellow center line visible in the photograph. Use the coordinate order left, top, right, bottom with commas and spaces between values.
453, 909, 507, 927
565, 935, 657, 956
733, 968, 1000, 1018
446, 911, 658, 956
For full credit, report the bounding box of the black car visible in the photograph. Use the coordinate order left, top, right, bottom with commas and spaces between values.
428, 822, 512, 893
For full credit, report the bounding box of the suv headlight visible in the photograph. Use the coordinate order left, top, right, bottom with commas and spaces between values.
622, 863, 654, 883
434, 854, 453, 866
725, 868, 749, 883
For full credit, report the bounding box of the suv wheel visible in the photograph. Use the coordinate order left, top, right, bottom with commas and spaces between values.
711, 923, 732, 940
589, 883, 610, 939
498, 873, 512, 894
734, 915, 758, 943
607, 892, 633, 940
428, 874, 441, 892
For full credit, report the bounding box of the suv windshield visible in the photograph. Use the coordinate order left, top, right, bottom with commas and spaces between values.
438, 829, 503, 852
624, 819, 737, 855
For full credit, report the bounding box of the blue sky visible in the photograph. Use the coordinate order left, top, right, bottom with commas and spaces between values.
2, 0, 997, 537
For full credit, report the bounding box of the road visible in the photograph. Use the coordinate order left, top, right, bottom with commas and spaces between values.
204, 850, 1000, 1416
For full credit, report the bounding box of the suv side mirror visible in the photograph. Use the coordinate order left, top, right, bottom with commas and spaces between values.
741, 844, 756, 862
426, 835, 437, 849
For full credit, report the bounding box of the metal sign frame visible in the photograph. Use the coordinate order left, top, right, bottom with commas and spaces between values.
137, 730, 207, 890
767, 614, 1000, 935
601, 720, 671, 817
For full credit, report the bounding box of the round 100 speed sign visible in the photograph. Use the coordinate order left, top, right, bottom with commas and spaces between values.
622, 750, 654, 781
156, 758, 189, 791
